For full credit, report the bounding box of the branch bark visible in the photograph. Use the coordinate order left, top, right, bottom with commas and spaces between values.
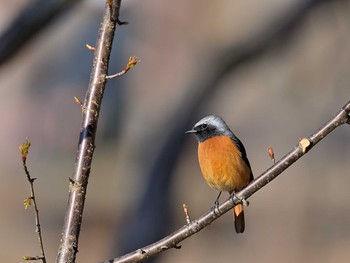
56, 1, 124, 262
105, 101, 350, 263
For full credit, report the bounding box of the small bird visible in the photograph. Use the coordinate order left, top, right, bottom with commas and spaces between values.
186, 115, 253, 233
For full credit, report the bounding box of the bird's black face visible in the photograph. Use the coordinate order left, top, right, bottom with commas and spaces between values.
186, 115, 233, 143
189, 122, 216, 142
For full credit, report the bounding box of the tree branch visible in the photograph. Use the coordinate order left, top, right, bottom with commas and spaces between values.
117, 0, 337, 254
19, 139, 47, 263
105, 101, 350, 263
56, 1, 125, 262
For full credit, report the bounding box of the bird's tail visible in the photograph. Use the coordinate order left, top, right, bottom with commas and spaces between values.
233, 204, 245, 233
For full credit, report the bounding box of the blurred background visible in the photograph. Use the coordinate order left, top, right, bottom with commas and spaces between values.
1, 0, 350, 262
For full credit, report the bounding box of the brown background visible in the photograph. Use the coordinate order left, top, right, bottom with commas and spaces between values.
0, 0, 349, 262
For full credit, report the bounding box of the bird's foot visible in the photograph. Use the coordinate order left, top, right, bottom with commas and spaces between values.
211, 200, 220, 216
230, 192, 249, 207
210, 191, 222, 215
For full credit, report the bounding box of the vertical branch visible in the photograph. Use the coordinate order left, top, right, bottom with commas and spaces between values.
19, 139, 47, 263
56, 1, 124, 262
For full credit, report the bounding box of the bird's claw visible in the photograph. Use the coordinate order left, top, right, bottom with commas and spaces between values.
211, 201, 220, 216
231, 192, 249, 207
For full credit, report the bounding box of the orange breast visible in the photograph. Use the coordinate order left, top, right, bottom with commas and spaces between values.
198, 136, 251, 193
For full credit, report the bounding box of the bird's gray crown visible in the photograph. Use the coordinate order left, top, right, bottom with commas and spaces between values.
190, 115, 233, 142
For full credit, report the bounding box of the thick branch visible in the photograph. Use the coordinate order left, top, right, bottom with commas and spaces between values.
56, 1, 124, 262
105, 101, 350, 263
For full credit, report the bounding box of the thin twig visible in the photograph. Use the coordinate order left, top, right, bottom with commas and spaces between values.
85, 44, 96, 51
104, 101, 350, 263
106, 56, 140, 79
22, 256, 46, 261
56, 1, 127, 262
73, 96, 83, 108
182, 204, 191, 224
268, 146, 275, 164
19, 139, 46, 263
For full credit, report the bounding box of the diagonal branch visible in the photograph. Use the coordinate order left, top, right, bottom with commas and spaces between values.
105, 101, 350, 263
56, 1, 125, 262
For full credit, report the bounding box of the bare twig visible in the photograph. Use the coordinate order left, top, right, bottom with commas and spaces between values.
19, 139, 46, 263
73, 96, 83, 108
22, 256, 45, 261
56, 1, 127, 262
105, 101, 350, 263
85, 44, 96, 51
268, 146, 275, 164
182, 204, 191, 224
106, 56, 140, 79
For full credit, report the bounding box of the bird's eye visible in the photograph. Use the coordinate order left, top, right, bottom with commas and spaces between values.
201, 124, 208, 129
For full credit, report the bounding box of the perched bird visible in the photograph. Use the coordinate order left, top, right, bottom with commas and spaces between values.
186, 115, 254, 233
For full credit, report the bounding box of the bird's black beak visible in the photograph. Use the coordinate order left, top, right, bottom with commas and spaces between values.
185, 129, 196, 134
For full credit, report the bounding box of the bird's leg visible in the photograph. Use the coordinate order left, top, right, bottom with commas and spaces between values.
214, 191, 222, 207
211, 191, 222, 215
230, 191, 249, 207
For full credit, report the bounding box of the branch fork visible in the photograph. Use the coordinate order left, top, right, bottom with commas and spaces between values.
106, 56, 140, 79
